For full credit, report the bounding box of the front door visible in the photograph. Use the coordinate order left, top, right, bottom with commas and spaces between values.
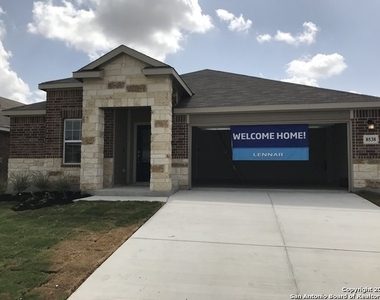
136, 125, 151, 182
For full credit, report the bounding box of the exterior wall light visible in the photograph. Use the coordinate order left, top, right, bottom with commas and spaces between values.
367, 119, 375, 130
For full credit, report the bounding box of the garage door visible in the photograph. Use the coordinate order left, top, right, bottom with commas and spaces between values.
190, 118, 349, 189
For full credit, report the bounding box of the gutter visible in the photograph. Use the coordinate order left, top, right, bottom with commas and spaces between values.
0, 126, 10, 132
3, 110, 46, 116
174, 101, 380, 114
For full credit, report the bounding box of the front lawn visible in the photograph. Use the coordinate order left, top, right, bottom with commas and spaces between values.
0, 200, 163, 300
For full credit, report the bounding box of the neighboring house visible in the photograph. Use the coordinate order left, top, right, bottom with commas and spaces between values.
4, 45, 380, 193
0, 97, 23, 178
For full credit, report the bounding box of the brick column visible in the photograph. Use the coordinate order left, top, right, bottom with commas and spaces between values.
352, 109, 380, 188
172, 114, 189, 188
150, 98, 172, 191
80, 106, 104, 191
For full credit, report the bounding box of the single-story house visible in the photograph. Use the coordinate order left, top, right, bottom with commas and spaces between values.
0, 96, 23, 178
4, 45, 380, 193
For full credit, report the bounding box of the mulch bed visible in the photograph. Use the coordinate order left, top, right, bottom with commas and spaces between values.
0, 191, 90, 211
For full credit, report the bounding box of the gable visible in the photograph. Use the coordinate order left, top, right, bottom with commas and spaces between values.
0, 97, 23, 129
72, 45, 192, 97
77, 45, 168, 72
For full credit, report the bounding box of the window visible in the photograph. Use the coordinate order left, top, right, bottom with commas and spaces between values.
64, 119, 82, 164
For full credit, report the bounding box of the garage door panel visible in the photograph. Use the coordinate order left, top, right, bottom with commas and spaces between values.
191, 124, 348, 188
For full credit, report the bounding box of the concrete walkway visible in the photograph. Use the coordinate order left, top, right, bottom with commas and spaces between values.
69, 189, 380, 299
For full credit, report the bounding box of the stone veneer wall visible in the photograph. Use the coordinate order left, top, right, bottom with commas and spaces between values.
80, 54, 173, 191
172, 114, 189, 188
9, 157, 113, 189
8, 158, 81, 190
103, 158, 114, 188
8, 158, 80, 176
172, 159, 189, 188
352, 109, 380, 188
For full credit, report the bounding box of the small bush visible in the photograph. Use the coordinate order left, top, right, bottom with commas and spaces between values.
53, 174, 72, 199
32, 171, 51, 191
9, 172, 31, 194
0, 176, 8, 196
12, 192, 56, 211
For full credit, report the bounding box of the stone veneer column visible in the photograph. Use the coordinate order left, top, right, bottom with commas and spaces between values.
80, 107, 104, 191
150, 96, 172, 191
77, 54, 175, 192
353, 159, 380, 188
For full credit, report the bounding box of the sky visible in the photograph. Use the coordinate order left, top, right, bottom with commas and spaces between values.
0, 0, 379, 104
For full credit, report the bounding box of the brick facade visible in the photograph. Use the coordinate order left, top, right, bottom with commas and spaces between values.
9, 116, 46, 158
352, 109, 380, 159
0, 131, 10, 177
8, 90, 84, 184
9, 90, 83, 161
45, 89, 83, 158
172, 114, 188, 159
352, 109, 380, 188
104, 109, 114, 158
172, 114, 189, 188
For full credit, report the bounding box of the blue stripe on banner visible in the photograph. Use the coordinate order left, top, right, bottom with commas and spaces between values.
232, 147, 309, 161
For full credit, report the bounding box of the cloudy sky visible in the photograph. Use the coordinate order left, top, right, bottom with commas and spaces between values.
0, 0, 379, 104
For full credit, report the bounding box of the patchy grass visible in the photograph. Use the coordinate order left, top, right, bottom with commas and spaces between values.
0, 200, 163, 300
356, 189, 380, 207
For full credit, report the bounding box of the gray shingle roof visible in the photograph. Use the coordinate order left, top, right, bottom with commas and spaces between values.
178, 69, 380, 109
38, 77, 83, 91
0, 97, 23, 129
5, 69, 380, 118
0, 97, 23, 110
4, 101, 46, 112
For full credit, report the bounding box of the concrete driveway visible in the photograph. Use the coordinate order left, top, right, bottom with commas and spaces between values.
69, 189, 380, 300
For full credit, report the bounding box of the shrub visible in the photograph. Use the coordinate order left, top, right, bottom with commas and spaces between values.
53, 174, 72, 199
0, 176, 7, 196
11, 192, 56, 211
31, 171, 51, 191
9, 172, 31, 194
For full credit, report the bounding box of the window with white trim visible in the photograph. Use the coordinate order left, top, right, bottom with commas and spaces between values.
64, 119, 82, 164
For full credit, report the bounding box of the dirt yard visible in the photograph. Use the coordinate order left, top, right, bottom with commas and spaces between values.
32, 225, 138, 300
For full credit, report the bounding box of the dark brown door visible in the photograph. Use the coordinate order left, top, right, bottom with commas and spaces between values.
136, 125, 151, 182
